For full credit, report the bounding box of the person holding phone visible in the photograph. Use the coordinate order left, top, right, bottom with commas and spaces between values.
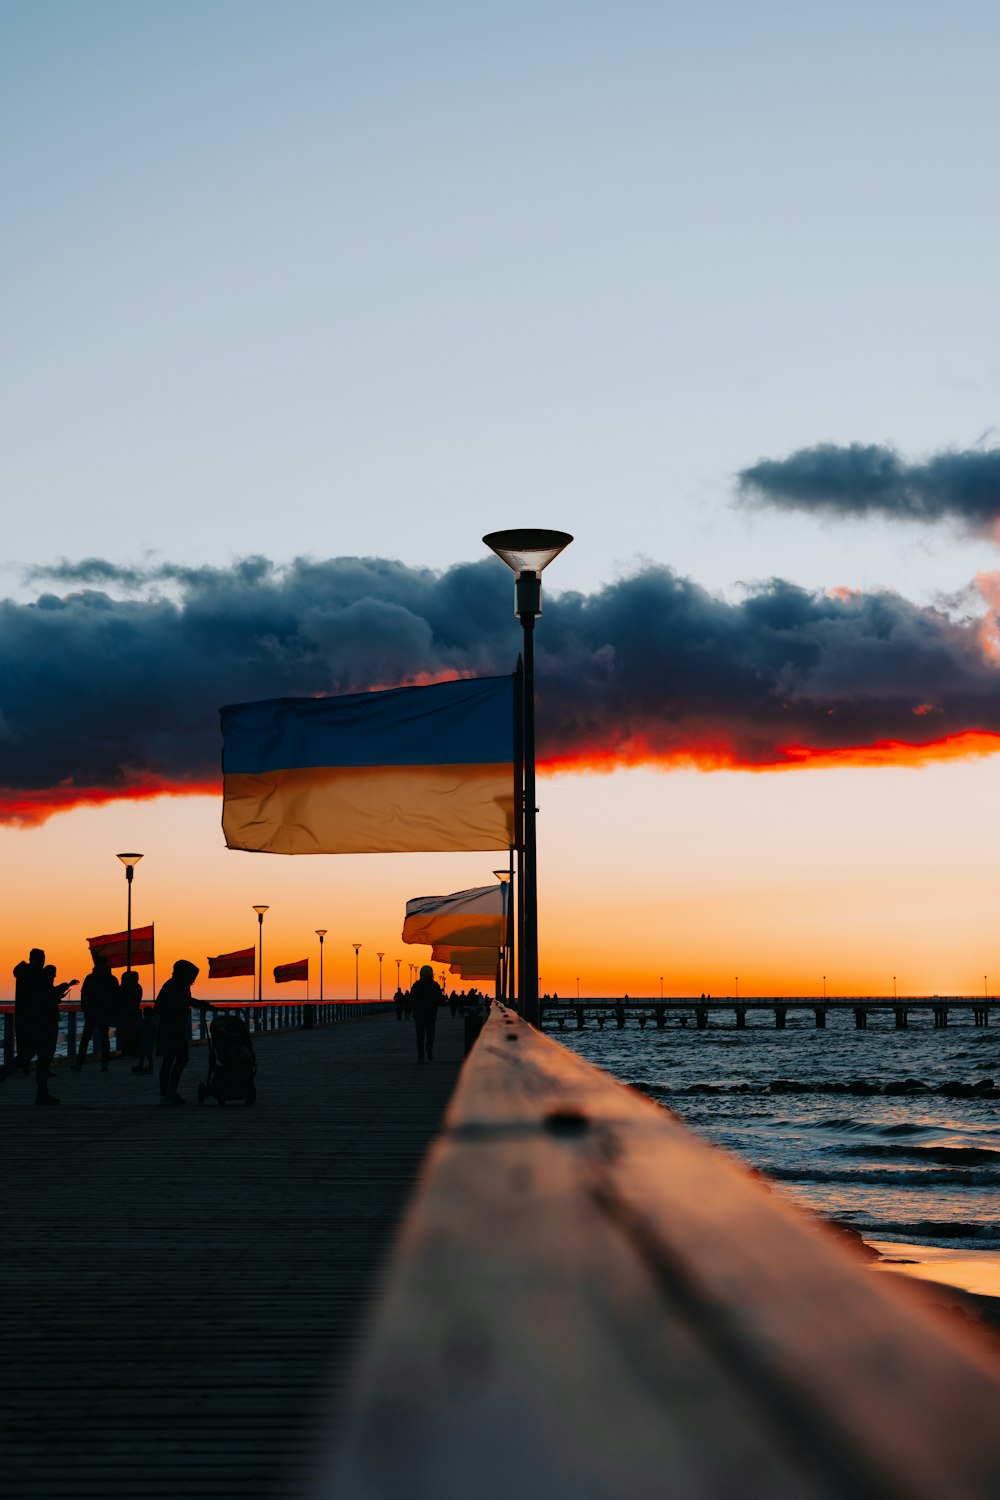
0, 948, 78, 1104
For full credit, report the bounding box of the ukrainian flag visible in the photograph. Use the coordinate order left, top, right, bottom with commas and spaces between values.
221, 675, 515, 855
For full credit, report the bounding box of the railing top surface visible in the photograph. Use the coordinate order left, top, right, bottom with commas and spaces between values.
328, 1004, 1000, 1500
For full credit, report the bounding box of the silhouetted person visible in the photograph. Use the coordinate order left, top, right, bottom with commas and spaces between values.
132, 1007, 156, 1074
394, 986, 405, 1022
117, 969, 143, 1055
403, 986, 412, 1020
0, 949, 77, 1103
410, 964, 443, 1063
155, 959, 209, 1105
71, 955, 119, 1072
449, 988, 458, 1017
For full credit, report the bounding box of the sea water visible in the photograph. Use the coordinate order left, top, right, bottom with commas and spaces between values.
556, 1008, 1000, 1252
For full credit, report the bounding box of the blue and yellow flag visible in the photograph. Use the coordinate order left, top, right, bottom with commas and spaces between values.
220, 675, 515, 855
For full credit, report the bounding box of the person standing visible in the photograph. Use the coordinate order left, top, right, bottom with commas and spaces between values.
410, 964, 443, 1063
71, 955, 119, 1072
154, 959, 209, 1105
116, 969, 143, 1056
0, 949, 77, 1104
393, 986, 405, 1022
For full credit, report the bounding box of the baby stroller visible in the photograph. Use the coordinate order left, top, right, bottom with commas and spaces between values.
198, 1011, 257, 1106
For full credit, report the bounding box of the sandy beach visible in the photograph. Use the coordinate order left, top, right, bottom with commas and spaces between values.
869, 1240, 1000, 1348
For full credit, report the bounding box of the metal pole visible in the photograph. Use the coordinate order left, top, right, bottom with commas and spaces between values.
126, 865, 134, 974
514, 656, 525, 1015
520, 618, 539, 1025
353, 944, 362, 1002
377, 952, 384, 1000
319, 935, 324, 1001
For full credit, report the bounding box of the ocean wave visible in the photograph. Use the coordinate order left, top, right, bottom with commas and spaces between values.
673, 1077, 999, 1099
861, 1220, 1000, 1245
842, 1144, 1000, 1165
768, 1165, 1000, 1188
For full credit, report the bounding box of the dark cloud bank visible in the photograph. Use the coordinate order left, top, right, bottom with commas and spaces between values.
738, 443, 1000, 533
3, 555, 1000, 822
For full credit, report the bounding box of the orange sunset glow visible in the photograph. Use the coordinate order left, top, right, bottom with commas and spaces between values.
5, 753, 1000, 1003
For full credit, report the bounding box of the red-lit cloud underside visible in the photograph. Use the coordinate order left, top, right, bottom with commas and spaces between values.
4, 731, 1000, 827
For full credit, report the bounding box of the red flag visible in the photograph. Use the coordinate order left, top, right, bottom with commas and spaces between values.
274, 958, 308, 984
87, 924, 155, 969
207, 947, 255, 979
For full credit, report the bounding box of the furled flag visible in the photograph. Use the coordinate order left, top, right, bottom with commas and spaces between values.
87, 924, 155, 969
220, 675, 515, 855
207, 947, 256, 979
402, 884, 505, 948
274, 959, 308, 983
432, 945, 500, 979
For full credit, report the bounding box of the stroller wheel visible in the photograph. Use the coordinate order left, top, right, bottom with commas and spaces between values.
197, 1083, 205, 1105
246, 1083, 257, 1106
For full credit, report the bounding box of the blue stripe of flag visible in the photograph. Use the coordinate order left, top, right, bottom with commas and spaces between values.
220, 675, 514, 774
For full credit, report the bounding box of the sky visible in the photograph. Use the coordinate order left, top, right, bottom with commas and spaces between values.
3, 0, 1000, 998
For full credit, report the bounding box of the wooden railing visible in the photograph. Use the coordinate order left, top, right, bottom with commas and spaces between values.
325, 1003, 1000, 1499
0, 998, 394, 1064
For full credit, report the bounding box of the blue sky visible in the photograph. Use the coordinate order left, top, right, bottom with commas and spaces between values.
4, 0, 998, 602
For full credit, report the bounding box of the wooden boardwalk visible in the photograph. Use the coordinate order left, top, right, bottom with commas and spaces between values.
0, 1009, 464, 1499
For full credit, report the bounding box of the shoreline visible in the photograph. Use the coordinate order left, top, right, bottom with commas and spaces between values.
866, 1239, 1000, 1348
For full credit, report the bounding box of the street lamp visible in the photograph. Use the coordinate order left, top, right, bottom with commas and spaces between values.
116, 853, 143, 973
484, 527, 572, 1027
494, 864, 514, 1005
353, 943, 362, 1002
659, 976, 663, 1000
395, 957, 402, 990
252, 906, 268, 1003
577, 976, 581, 1000
316, 930, 327, 1002
377, 951, 384, 1000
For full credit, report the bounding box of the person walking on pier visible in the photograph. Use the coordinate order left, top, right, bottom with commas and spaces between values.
394, 986, 405, 1022
71, 954, 119, 1072
154, 959, 210, 1105
410, 964, 443, 1063
0, 949, 78, 1104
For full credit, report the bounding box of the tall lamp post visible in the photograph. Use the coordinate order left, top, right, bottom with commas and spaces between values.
395, 957, 402, 991
116, 853, 143, 974
252, 906, 269, 1004
377, 951, 384, 1000
484, 528, 573, 1027
315, 929, 327, 1014
493, 866, 513, 1004
353, 943, 362, 1002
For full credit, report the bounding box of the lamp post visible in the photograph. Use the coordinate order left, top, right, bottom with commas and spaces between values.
395, 957, 402, 991
893, 975, 897, 1000
577, 977, 581, 1000
659, 976, 663, 1000
377, 951, 384, 1000
493, 866, 513, 1004
823, 975, 826, 1000
484, 528, 573, 1027
353, 943, 362, 1002
116, 853, 143, 973
316, 930, 327, 1002
252, 906, 268, 1004
735, 976, 739, 1001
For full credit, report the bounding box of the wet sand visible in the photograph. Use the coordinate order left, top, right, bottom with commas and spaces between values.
868, 1240, 1000, 1349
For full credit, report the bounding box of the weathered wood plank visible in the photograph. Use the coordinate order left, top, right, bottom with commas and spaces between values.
326, 1006, 1000, 1500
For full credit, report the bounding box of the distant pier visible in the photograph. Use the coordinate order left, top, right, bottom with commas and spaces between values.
542, 997, 993, 1031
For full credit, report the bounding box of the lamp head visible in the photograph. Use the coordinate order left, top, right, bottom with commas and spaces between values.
483, 528, 573, 617
117, 852, 143, 869
492, 869, 510, 883
315, 928, 327, 938
252, 904, 269, 916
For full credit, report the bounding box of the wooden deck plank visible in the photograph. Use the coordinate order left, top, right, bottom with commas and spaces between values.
0, 1009, 463, 1499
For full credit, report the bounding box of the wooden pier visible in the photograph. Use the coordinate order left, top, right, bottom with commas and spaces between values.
0, 1008, 462, 1499
543, 997, 994, 1031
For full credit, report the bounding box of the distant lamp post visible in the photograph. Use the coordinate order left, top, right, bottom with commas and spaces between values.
353, 943, 362, 1002
577, 977, 581, 1000
252, 906, 269, 1003
735, 976, 739, 1000
116, 853, 143, 974
316, 930, 327, 1002
395, 957, 402, 990
484, 527, 573, 1027
823, 975, 827, 1000
893, 975, 897, 1000
493, 865, 513, 1004
659, 976, 663, 1000
377, 951, 385, 1000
